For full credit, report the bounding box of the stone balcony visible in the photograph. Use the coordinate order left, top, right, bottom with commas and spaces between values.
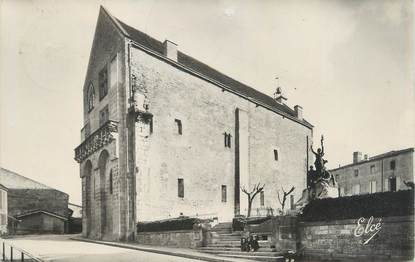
74, 120, 118, 163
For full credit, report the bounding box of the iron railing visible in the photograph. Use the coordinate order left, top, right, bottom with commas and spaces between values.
1, 241, 42, 262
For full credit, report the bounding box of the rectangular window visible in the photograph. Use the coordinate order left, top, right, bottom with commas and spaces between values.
389, 177, 397, 192
354, 169, 359, 177
290, 195, 295, 210
178, 178, 184, 198
175, 119, 182, 135
99, 66, 108, 100
260, 191, 265, 206
370, 180, 377, 193
353, 184, 360, 195
274, 149, 279, 161
109, 170, 113, 195
390, 160, 396, 170
221, 185, 227, 203
370, 165, 376, 174
224, 133, 231, 148
99, 105, 109, 126
109, 55, 118, 88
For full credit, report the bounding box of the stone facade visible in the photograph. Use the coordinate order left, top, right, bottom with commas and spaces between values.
331, 148, 414, 197
298, 216, 414, 261
76, 7, 313, 241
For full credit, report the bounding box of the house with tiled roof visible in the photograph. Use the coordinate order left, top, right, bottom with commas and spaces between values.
330, 148, 414, 197
74, 6, 314, 241
0, 167, 69, 234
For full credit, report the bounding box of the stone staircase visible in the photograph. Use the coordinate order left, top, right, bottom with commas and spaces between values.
197, 222, 285, 262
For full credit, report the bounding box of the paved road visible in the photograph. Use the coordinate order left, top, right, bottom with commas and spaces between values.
2, 235, 208, 262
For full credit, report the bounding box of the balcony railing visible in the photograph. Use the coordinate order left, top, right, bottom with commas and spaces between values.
74, 120, 118, 163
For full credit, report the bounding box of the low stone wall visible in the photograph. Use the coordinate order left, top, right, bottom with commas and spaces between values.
244, 216, 297, 251
136, 229, 204, 248
298, 215, 414, 261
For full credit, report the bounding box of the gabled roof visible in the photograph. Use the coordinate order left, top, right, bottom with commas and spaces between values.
15, 209, 68, 221
0, 167, 66, 195
329, 147, 414, 172
100, 7, 313, 128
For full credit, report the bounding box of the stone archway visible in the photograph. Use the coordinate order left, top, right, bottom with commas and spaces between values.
83, 160, 93, 237
98, 150, 110, 238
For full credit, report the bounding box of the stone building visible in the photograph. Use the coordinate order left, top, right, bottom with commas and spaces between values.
0, 184, 7, 235
74, 7, 314, 241
330, 148, 414, 196
0, 167, 69, 234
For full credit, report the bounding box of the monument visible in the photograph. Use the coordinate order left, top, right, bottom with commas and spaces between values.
296, 135, 339, 210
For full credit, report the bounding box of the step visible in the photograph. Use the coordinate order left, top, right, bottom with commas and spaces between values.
199, 247, 277, 252
220, 254, 285, 262
199, 250, 282, 257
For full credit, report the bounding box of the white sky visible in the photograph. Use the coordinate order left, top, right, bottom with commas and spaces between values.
0, 0, 414, 205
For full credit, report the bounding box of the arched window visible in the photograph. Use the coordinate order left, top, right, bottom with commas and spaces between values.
87, 83, 95, 112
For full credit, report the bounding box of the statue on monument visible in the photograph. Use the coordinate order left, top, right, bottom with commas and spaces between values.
296, 135, 339, 210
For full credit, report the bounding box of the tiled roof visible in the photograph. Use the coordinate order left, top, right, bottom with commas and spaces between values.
103, 7, 312, 128
329, 147, 414, 172
0, 167, 63, 192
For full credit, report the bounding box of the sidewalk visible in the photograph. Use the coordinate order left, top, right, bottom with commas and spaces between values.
71, 236, 255, 262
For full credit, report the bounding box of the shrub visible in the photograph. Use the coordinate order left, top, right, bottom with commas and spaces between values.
300, 189, 414, 222
137, 216, 205, 232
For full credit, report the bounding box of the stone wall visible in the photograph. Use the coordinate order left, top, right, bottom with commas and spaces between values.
298, 215, 414, 261
136, 229, 204, 248
79, 6, 130, 241
130, 45, 312, 222
7, 188, 68, 217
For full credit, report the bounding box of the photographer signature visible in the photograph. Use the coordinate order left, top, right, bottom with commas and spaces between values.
354, 216, 382, 245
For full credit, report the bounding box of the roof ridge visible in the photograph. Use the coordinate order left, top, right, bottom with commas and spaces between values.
0, 167, 53, 190
100, 7, 312, 128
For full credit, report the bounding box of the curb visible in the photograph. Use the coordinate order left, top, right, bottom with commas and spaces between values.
70, 237, 250, 262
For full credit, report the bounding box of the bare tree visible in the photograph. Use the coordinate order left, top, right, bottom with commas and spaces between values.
241, 183, 265, 217
277, 186, 295, 214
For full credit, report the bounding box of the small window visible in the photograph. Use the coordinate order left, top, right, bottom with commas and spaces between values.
221, 185, 227, 203
99, 65, 108, 100
390, 160, 396, 170
274, 149, 279, 161
178, 178, 184, 198
370, 165, 376, 174
290, 195, 295, 210
109, 169, 113, 194
87, 83, 95, 112
260, 191, 265, 206
99, 105, 109, 126
335, 174, 339, 180
175, 119, 182, 135
354, 169, 359, 177
224, 133, 231, 148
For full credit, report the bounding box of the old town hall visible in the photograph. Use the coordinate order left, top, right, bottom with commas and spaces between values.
74, 7, 313, 241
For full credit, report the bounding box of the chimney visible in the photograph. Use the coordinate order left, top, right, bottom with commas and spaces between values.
163, 40, 178, 61
294, 105, 303, 120
364, 154, 369, 161
353, 151, 362, 164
